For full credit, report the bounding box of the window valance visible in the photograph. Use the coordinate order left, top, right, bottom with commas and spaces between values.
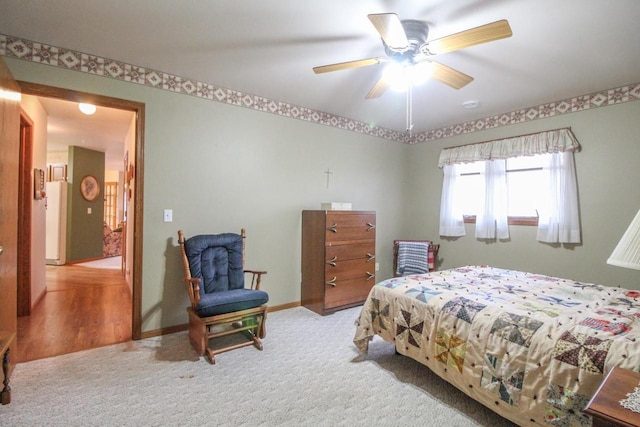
437, 128, 580, 168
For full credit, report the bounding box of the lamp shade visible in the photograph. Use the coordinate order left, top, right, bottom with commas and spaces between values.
607, 209, 640, 270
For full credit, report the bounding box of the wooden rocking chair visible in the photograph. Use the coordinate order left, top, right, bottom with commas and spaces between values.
178, 229, 268, 364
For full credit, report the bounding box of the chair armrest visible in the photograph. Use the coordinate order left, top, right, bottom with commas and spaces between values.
184, 277, 201, 308
244, 269, 267, 290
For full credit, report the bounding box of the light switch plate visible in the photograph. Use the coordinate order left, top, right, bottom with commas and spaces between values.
163, 209, 173, 222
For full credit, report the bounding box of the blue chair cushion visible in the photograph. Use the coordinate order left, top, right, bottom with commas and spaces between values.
184, 233, 269, 318
196, 288, 269, 317
185, 233, 245, 294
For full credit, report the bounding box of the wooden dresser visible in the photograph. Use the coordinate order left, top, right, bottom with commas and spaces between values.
301, 210, 376, 315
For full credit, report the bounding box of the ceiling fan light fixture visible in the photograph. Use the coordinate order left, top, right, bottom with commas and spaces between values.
409, 61, 434, 86
383, 62, 410, 91
79, 103, 96, 115
383, 61, 434, 91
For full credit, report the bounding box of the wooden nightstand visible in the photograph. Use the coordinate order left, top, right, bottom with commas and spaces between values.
585, 366, 640, 427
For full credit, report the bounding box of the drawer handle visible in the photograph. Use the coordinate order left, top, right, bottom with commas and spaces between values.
366, 222, 376, 231
327, 223, 338, 233
325, 277, 337, 287
366, 253, 375, 262
326, 256, 337, 267
366, 272, 375, 280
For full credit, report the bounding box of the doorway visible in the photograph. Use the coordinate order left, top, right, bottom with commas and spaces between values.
17, 81, 144, 358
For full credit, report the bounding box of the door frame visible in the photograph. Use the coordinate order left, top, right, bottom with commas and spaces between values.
0, 57, 21, 373
17, 111, 34, 316
18, 81, 145, 340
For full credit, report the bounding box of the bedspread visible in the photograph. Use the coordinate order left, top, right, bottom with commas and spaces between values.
353, 266, 640, 426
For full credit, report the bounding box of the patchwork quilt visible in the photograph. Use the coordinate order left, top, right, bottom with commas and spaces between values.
353, 266, 640, 426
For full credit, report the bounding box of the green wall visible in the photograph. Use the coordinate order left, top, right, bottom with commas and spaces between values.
4, 57, 407, 332
66, 146, 105, 262
5, 55, 640, 335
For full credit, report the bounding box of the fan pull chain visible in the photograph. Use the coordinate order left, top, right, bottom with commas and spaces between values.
406, 83, 414, 136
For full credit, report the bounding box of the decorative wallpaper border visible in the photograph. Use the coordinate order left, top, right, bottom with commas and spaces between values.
2, 33, 640, 144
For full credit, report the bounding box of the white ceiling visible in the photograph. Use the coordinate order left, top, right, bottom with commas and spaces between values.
35, 97, 134, 172
2, 0, 640, 140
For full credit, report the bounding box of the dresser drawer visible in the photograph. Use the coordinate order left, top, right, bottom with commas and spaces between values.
324, 258, 375, 281
325, 213, 375, 228
324, 277, 376, 309
325, 213, 375, 243
326, 242, 375, 262
325, 226, 375, 243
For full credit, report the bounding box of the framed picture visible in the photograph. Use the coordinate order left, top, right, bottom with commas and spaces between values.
48, 163, 67, 181
80, 175, 100, 201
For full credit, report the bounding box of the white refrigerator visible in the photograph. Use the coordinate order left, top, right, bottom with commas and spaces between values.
45, 181, 68, 265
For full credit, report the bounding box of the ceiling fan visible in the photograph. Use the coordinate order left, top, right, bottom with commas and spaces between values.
313, 13, 513, 99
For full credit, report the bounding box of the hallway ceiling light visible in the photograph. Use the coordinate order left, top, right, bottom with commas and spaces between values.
78, 103, 96, 115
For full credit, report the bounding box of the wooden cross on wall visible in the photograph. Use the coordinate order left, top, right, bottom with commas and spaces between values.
324, 168, 332, 189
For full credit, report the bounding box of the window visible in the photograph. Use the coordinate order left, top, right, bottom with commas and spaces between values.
438, 128, 581, 243
104, 182, 118, 230
457, 154, 551, 225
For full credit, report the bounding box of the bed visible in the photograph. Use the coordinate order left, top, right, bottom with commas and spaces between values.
353, 266, 640, 426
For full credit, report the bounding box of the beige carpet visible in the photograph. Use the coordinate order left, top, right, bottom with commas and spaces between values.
3, 306, 515, 426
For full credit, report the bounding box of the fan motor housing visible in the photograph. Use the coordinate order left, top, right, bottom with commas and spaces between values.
383, 19, 429, 62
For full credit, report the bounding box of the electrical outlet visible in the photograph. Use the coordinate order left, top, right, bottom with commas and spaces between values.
375, 262, 380, 272
163, 209, 173, 222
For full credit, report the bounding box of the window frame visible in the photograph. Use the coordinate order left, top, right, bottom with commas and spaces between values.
463, 215, 538, 226
459, 159, 545, 227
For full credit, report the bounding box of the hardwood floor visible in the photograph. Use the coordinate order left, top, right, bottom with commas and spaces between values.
16, 261, 132, 362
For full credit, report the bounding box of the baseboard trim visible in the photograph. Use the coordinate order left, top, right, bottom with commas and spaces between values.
140, 323, 187, 339
268, 301, 301, 312
66, 257, 105, 265
139, 301, 302, 339
31, 287, 47, 310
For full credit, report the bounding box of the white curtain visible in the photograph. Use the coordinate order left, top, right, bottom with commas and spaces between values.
439, 164, 466, 236
438, 128, 580, 167
475, 160, 509, 239
438, 128, 581, 243
536, 151, 581, 243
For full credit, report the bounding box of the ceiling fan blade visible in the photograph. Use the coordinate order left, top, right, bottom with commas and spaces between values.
424, 20, 512, 55
313, 57, 387, 74
430, 61, 474, 89
365, 76, 390, 99
368, 13, 409, 50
